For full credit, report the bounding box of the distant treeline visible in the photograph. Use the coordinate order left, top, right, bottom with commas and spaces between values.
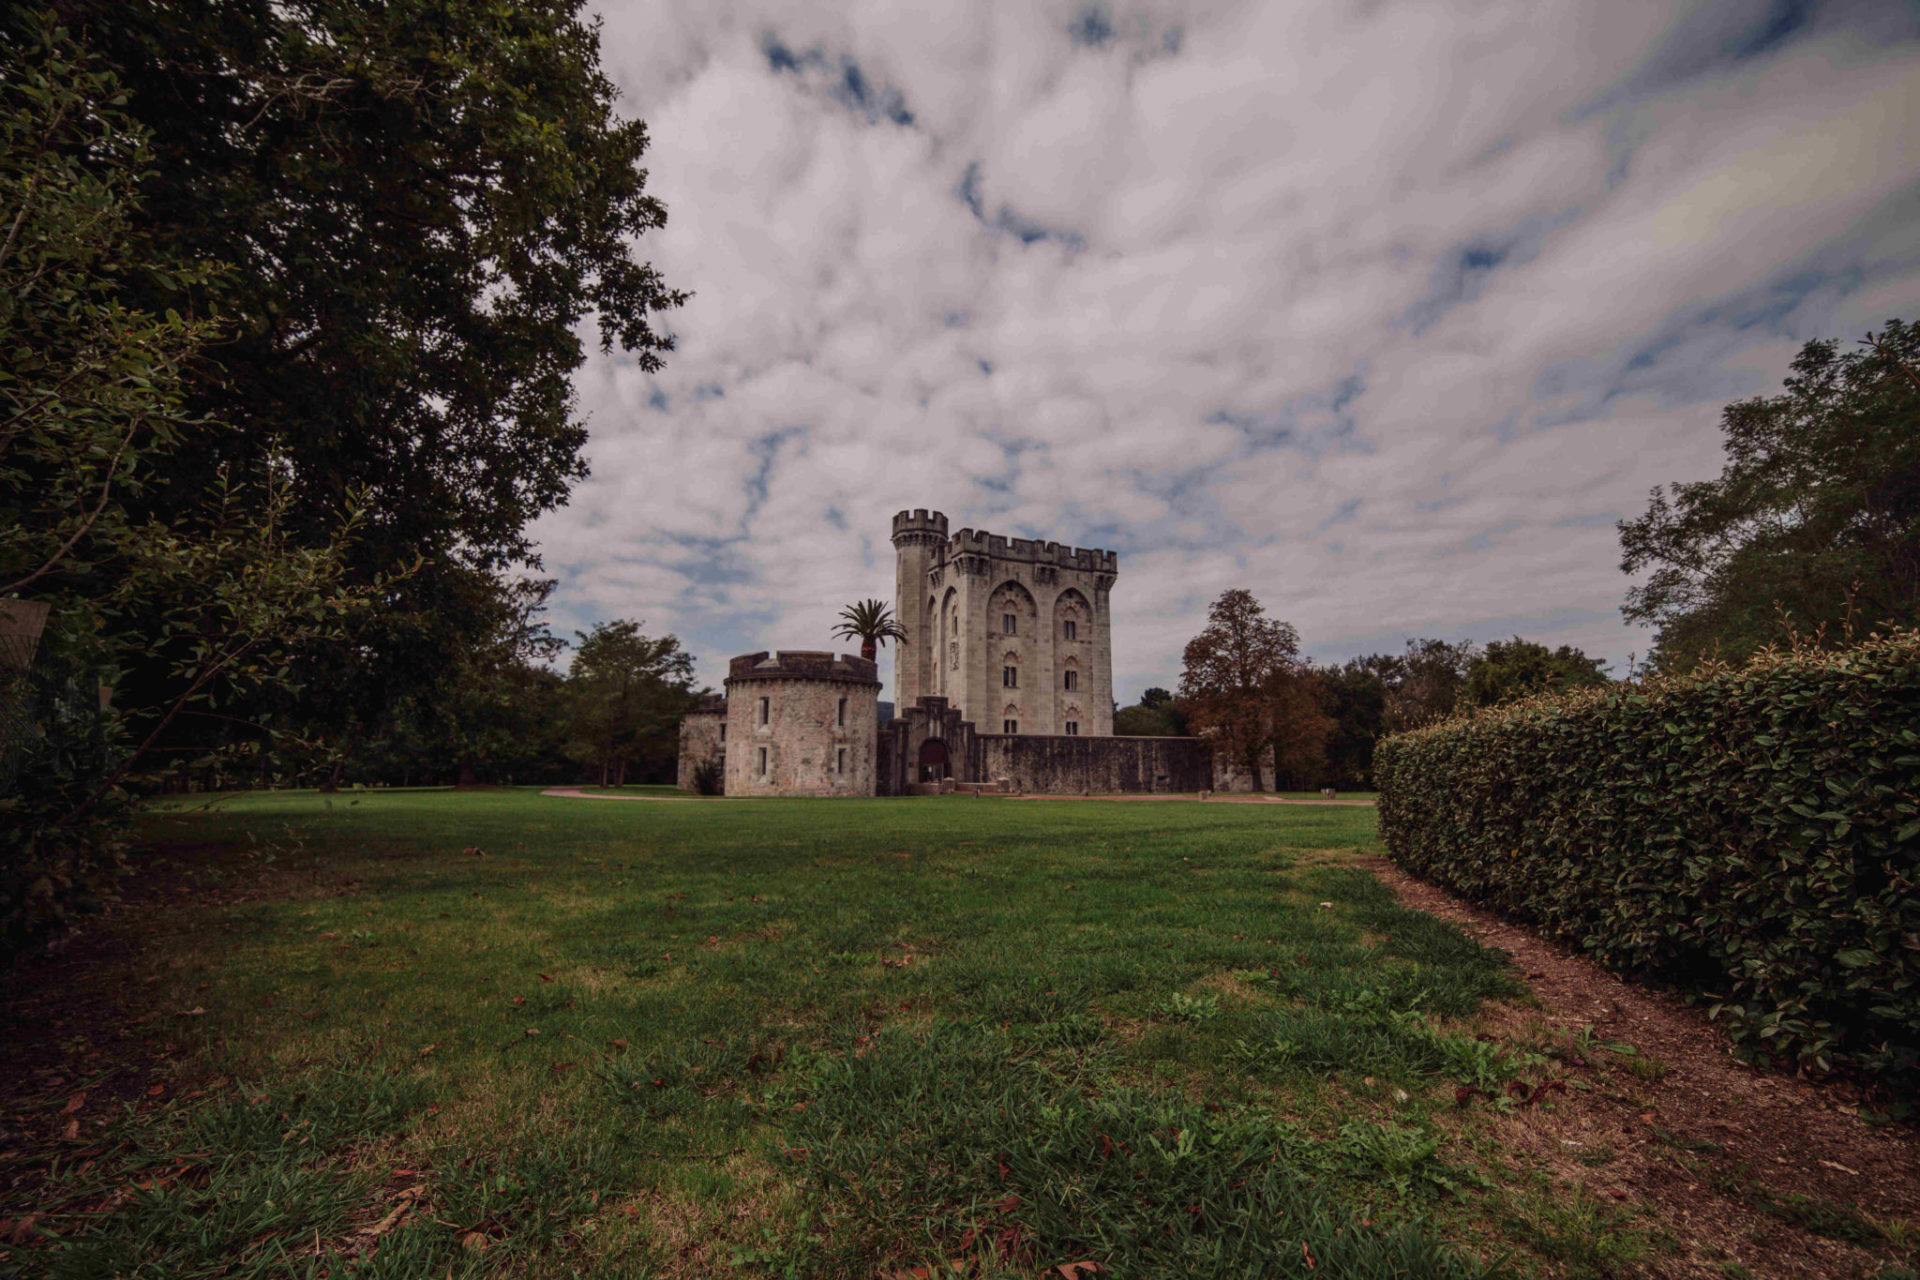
1116, 621, 1608, 790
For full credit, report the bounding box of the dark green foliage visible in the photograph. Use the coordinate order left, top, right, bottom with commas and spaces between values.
1114, 687, 1187, 737
691, 756, 724, 795
1621, 322, 1920, 672
1462, 638, 1609, 708
1375, 632, 1920, 1086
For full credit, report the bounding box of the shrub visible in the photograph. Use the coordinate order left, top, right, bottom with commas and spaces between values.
692, 756, 723, 795
1374, 632, 1920, 1087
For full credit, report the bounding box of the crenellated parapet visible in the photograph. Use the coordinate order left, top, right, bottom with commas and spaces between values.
946, 529, 1117, 574
891, 509, 950, 548
725, 651, 880, 686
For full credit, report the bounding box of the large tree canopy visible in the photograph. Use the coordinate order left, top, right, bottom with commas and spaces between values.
1620, 321, 1920, 671
1178, 588, 1302, 790
50, 0, 686, 574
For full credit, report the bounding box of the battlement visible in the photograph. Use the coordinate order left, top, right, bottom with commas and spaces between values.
724, 650, 880, 685
891, 509, 950, 545
947, 528, 1118, 575
685, 693, 728, 716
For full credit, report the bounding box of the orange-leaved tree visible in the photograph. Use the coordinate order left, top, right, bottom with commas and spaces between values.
1178, 588, 1302, 791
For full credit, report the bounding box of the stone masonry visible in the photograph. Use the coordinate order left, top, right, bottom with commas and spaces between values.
723, 651, 879, 797
674, 693, 728, 791
891, 510, 1115, 737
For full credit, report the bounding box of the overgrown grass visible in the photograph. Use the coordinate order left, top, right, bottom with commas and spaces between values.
6, 789, 1632, 1277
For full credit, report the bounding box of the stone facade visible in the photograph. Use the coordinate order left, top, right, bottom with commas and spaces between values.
892, 510, 1115, 737
675, 694, 728, 792
723, 651, 879, 797
875, 696, 977, 795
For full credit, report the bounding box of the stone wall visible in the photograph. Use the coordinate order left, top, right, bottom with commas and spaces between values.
674, 694, 728, 792
723, 651, 879, 797
978, 733, 1211, 794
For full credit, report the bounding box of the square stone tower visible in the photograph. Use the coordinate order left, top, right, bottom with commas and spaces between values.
891, 509, 1116, 736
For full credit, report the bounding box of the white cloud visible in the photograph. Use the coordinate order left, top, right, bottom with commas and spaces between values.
530, 0, 1920, 701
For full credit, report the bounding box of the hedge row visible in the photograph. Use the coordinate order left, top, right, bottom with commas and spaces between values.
1374, 633, 1920, 1088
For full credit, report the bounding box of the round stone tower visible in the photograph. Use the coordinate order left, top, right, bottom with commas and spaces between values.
891, 509, 949, 709
723, 651, 880, 797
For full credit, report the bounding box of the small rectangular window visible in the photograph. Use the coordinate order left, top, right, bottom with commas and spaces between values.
837, 747, 846, 774
759, 697, 770, 725
719, 723, 727, 743
1064, 620, 1077, 640
1063, 670, 1077, 691
1066, 721, 1079, 736
1003, 666, 1017, 688
837, 696, 846, 726
758, 747, 768, 774
1003, 719, 1017, 733
1003, 613, 1016, 635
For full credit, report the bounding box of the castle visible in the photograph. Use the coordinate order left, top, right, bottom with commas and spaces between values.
890, 508, 1115, 737
676, 510, 1211, 796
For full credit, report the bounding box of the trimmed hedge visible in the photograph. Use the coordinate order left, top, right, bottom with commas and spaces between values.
1374, 633, 1920, 1088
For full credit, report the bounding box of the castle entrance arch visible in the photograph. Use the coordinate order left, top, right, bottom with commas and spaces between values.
918, 738, 951, 782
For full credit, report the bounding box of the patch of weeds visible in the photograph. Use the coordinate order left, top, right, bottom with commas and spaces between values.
1498, 1179, 1651, 1279
1162, 991, 1221, 1023
1755, 1191, 1892, 1249
1574, 1140, 1617, 1167
1650, 1126, 1720, 1154
778, 1022, 1500, 1279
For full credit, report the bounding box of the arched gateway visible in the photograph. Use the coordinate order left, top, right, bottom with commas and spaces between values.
918, 737, 950, 782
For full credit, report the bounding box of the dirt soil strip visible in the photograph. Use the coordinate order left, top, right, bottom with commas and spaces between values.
1362, 853, 1920, 1279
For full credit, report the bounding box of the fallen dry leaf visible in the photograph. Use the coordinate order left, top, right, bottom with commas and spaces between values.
178, 1007, 206, 1017
461, 1230, 488, 1253
539, 973, 555, 983
462, 847, 486, 858
1057, 1262, 1106, 1278
417, 1045, 437, 1058
512, 996, 526, 1006
61, 1118, 80, 1140
524, 1027, 540, 1037
61, 1092, 86, 1116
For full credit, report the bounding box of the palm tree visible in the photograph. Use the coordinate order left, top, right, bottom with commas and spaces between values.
833, 598, 907, 662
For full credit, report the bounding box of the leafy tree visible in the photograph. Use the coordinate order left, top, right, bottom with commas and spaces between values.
562, 621, 696, 786
1268, 665, 1334, 790
1178, 589, 1301, 790
1620, 321, 1920, 671
1318, 662, 1386, 788
1353, 638, 1477, 734
379, 578, 569, 788
0, 19, 384, 952
1462, 637, 1609, 708
45, 0, 687, 755
832, 599, 907, 663
1113, 686, 1186, 737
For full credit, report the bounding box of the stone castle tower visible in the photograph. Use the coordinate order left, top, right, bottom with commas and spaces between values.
891, 509, 1116, 736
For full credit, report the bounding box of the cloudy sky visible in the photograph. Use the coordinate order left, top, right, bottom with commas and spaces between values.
530, 0, 1920, 703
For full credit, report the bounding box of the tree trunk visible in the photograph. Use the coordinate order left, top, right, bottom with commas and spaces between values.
1245, 743, 1264, 792
861, 639, 876, 662
318, 760, 344, 793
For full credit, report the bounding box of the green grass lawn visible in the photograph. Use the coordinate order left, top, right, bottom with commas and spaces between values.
7, 789, 1645, 1279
